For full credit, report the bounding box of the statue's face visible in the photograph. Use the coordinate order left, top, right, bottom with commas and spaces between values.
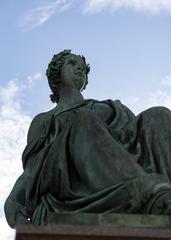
60, 54, 86, 91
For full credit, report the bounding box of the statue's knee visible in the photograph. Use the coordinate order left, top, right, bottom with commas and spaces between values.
139, 106, 171, 125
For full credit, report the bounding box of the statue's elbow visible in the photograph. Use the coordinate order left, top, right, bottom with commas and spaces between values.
4, 197, 16, 228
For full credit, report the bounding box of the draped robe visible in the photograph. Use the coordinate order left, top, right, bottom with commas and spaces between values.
5, 99, 171, 227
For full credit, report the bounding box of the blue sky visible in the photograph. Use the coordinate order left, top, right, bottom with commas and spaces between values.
1, 0, 171, 238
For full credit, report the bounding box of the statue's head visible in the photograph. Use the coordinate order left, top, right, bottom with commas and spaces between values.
46, 49, 90, 103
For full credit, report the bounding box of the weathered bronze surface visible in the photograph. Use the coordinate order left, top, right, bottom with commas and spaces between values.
5, 50, 171, 228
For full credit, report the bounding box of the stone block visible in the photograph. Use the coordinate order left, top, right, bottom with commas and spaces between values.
15, 213, 171, 240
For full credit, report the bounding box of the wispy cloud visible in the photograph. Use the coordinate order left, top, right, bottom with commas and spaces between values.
124, 73, 171, 115
145, 90, 171, 109
18, 0, 171, 30
83, 0, 171, 14
18, 0, 73, 31
161, 73, 171, 86
27, 72, 42, 88
122, 90, 171, 115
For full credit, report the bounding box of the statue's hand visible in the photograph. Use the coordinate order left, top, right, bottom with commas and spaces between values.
151, 193, 171, 215
16, 211, 31, 225
4, 198, 31, 227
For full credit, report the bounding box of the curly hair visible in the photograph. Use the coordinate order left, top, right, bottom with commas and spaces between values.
46, 49, 90, 103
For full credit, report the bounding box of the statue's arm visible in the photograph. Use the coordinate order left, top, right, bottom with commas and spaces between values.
4, 169, 30, 228
4, 114, 46, 228
27, 113, 47, 144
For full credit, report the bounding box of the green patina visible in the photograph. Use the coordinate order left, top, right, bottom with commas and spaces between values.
5, 50, 171, 228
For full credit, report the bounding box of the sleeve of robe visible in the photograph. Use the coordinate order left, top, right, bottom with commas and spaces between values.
4, 113, 47, 228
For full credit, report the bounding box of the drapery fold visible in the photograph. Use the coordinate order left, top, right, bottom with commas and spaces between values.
5, 99, 171, 227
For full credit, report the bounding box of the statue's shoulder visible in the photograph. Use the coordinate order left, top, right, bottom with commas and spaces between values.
91, 99, 122, 111
29, 108, 55, 128
88, 99, 121, 122
91, 99, 135, 120
27, 106, 56, 143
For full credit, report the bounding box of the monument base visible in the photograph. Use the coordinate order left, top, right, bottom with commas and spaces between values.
15, 213, 171, 240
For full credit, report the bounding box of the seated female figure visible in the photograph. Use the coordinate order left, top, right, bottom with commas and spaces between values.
5, 49, 171, 227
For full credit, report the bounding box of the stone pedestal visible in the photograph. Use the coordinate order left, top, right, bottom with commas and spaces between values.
15, 213, 171, 240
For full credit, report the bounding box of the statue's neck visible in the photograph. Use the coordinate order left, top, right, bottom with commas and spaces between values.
57, 84, 84, 107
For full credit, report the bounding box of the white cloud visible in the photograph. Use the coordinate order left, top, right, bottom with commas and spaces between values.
123, 89, 171, 115
0, 80, 31, 239
18, 0, 171, 30
84, 0, 171, 14
0, 80, 20, 106
122, 73, 171, 115
27, 72, 42, 88
0, 218, 15, 240
146, 90, 171, 109
161, 73, 171, 86
18, 0, 73, 31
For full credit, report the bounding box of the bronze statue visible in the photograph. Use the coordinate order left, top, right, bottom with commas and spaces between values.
5, 49, 171, 228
